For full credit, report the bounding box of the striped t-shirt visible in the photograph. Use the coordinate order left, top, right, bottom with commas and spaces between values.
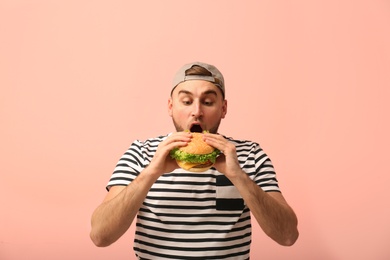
107, 134, 280, 260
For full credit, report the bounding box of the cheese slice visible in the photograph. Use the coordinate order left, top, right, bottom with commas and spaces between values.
179, 161, 199, 170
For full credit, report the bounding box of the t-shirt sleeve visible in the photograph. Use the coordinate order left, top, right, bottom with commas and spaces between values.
252, 143, 281, 192
106, 140, 145, 191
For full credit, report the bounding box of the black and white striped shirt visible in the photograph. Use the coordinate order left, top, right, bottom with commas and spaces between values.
107, 134, 280, 259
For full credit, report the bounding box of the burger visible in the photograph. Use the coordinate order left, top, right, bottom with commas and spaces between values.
170, 132, 220, 172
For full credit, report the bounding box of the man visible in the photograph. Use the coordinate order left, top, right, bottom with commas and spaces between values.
90, 62, 299, 259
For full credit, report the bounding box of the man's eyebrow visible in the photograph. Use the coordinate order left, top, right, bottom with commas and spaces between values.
177, 89, 219, 97
202, 90, 218, 96
178, 90, 193, 96
178, 89, 218, 96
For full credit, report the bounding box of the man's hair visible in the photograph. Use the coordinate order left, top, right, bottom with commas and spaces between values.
185, 65, 213, 77
183, 65, 224, 99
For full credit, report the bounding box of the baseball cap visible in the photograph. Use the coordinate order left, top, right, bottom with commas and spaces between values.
171, 62, 225, 97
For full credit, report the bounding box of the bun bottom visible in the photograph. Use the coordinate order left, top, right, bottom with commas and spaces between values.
176, 160, 213, 172
185, 165, 213, 173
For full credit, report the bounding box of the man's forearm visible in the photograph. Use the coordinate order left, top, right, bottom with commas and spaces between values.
230, 172, 299, 246
90, 169, 158, 247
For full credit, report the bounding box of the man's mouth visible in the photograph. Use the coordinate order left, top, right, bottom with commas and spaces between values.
190, 124, 203, 133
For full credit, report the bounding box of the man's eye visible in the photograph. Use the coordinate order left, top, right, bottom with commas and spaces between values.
203, 100, 214, 106
182, 100, 192, 105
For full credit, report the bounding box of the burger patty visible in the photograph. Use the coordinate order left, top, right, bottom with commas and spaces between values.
192, 161, 214, 168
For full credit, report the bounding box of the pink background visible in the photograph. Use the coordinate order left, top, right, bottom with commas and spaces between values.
1, 1, 389, 259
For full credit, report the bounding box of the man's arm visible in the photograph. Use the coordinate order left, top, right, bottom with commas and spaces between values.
90, 132, 192, 247
229, 173, 299, 246
204, 133, 299, 246
89, 168, 159, 247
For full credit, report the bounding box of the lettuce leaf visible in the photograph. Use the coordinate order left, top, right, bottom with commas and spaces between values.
170, 148, 220, 163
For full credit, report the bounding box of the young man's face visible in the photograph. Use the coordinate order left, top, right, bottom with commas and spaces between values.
168, 80, 227, 134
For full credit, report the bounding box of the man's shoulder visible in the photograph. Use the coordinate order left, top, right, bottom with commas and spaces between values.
223, 135, 259, 146
144, 134, 169, 142
132, 134, 169, 147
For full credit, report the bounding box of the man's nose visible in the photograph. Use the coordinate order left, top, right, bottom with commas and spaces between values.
191, 102, 203, 118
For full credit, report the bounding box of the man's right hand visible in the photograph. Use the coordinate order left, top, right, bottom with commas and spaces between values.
147, 131, 192, 176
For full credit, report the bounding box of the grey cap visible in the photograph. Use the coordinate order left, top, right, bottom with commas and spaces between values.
172, 62, 225, 97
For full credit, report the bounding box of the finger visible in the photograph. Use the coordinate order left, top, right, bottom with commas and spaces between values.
215, 153, 226, 163
169, 131, 192, 142
202, 133, 226, 151
161, 133, 192, 153
213, 153, 226, 173
164, 132, 191, 145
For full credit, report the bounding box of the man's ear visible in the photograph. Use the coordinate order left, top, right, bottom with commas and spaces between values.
168, 97, 173, 117
221, 99, 227, 119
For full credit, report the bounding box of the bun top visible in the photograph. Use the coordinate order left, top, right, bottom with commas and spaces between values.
179, 133, 215, 155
